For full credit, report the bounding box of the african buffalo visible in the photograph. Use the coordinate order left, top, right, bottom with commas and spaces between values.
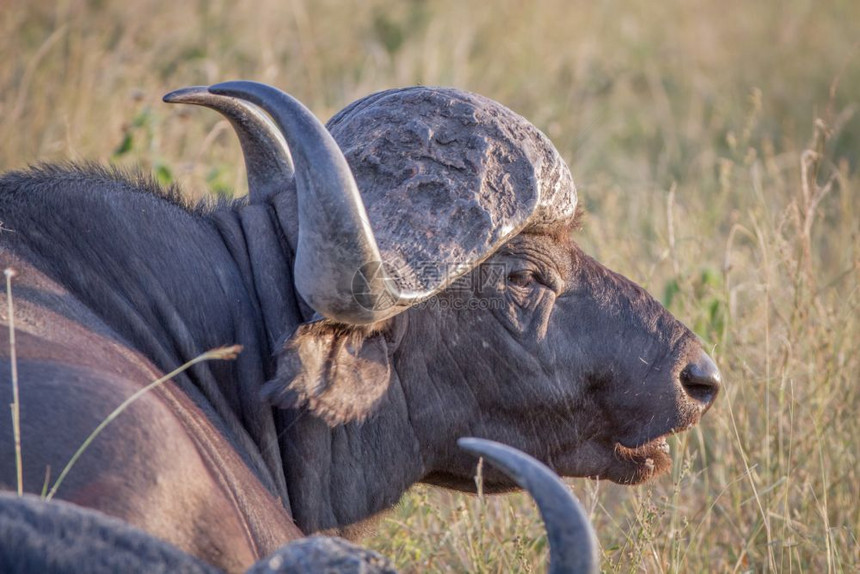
0, 81, 719, 572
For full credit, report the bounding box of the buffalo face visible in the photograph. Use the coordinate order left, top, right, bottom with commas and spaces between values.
393, 229, 720, 489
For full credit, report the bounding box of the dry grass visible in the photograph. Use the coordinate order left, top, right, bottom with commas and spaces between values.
2, 0, 858, 571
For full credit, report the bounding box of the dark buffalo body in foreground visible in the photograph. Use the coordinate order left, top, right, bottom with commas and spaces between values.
0, 82, 719, 572
0, 492, 400, 574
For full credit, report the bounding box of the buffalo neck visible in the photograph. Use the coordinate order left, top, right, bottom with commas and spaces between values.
233, 193, 310, 346
276, 368, 426, 534
0, 167, 292, 501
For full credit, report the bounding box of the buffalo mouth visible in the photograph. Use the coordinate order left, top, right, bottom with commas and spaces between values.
600, 397, 706, 484
607, 435, 673, 484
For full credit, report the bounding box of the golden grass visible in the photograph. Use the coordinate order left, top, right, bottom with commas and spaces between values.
2, 0, 858, 571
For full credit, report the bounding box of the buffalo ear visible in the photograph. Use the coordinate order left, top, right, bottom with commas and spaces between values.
263, 319, 399, 425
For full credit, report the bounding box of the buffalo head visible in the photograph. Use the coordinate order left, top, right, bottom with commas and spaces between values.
167, 82, 719, 529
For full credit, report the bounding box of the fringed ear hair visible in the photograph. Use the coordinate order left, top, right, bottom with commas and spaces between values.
263, 318, 404, 425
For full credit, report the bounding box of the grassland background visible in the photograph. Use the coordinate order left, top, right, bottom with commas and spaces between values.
1, 0, 858, 571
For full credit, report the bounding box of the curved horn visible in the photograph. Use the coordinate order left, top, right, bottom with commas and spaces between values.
208, 81, 418, 325
458, 438, 599, 574
163, 86, 295, 207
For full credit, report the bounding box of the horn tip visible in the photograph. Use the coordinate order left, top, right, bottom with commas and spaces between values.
457, 436, 489, 455
163, 86, 209, 104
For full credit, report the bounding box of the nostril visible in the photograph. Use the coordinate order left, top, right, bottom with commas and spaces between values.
680, 352, 721, 406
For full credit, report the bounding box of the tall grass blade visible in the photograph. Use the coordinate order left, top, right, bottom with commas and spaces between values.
4, 268, 22, 496
45, 345, 242, 501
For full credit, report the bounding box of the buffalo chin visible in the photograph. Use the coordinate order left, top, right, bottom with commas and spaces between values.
427, 435, 674, 494
602, 436, 673, 484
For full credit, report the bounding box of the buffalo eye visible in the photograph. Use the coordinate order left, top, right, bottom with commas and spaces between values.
507, 269, 539, 289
